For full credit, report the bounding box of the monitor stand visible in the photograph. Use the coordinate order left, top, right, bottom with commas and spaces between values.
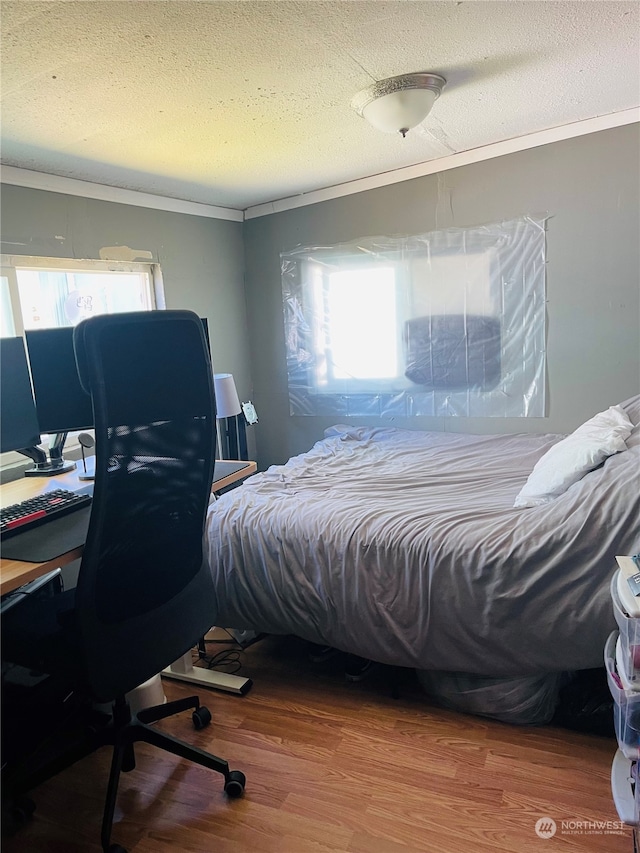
21, 432, 75, 477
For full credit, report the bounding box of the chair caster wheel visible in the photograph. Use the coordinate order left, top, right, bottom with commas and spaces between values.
192, 706, 212, 730
224, 769, 246, 798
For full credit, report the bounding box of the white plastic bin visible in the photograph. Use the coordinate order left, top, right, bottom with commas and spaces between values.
611, 573, 640, 687
605, 631, 640, 760
611, 749, 639, 826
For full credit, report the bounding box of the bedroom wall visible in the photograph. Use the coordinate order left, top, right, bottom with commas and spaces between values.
0, 183, 252, 433
243, 123, 640, 468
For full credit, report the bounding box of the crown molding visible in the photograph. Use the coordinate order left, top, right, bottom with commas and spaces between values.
1, 109, 637, 223
0, 166, 244, 222
244, 108, 639, 219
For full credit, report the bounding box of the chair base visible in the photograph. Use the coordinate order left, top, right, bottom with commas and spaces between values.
3, 692, 245, 853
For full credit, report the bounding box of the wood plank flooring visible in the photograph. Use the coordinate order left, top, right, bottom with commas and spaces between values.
3, 635, 632, 853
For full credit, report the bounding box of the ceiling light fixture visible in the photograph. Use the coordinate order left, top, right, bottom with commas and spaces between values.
351, 72, 446, 138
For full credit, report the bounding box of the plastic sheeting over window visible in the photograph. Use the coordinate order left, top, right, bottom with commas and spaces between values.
282, 215, 547, 418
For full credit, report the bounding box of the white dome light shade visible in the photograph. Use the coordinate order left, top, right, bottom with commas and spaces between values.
362, 87, 437, 134
352, 72, 445, 137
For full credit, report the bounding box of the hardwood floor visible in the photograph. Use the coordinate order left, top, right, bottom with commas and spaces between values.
3, 635, 632, 853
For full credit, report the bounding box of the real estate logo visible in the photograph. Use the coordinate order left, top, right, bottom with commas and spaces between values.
535, 817, 557, 839
534, 816, 625, 839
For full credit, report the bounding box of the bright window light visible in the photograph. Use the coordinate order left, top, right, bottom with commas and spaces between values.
16, 268, 153, 330
327, 267, 397, 379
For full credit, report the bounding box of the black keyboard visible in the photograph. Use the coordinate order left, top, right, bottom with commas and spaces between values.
0, 489, 92, 541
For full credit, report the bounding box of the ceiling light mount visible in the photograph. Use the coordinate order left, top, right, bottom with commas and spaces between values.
352, 72, 446, 138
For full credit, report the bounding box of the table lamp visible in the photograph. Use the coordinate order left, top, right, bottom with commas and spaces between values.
213, 373, 247, 459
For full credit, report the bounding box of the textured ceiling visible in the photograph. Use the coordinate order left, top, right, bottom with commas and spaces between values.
1, 1, 639, 212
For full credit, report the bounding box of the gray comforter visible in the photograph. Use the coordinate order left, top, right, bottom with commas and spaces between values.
205, 398, 640, 678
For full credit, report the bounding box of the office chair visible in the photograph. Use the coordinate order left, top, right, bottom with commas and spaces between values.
2, 311, 245, 853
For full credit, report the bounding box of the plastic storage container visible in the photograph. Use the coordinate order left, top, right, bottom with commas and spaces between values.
611, 573, 640, 687
605, 631, 640, 760
614, 559, 640, 620
611, 749, 639, 826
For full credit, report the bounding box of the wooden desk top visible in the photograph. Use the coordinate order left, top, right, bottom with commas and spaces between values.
211, 460, 257, 492
0, 458, 257, 596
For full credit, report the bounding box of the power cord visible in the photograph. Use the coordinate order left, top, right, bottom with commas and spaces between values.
192, 629, 266, 674
203, 647, 244, 675
193, 628, 243, 674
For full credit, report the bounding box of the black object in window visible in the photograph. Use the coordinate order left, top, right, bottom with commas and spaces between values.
404, 315, 501, 390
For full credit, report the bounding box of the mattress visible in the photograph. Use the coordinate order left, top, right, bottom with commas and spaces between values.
205, 404, 640, 678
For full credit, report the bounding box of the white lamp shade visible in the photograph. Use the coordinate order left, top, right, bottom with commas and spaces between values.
213, 373, 241, 418
361, 87, 437, 134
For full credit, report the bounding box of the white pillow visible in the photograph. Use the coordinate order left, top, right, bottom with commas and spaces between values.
514, 405, 633, 508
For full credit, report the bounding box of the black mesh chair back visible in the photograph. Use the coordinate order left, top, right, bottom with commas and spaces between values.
73, 310, 217, 702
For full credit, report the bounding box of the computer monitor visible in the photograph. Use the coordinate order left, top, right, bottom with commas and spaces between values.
0, 337, 42, 453
200, 317, 210, 354
24, 316, 211, 474
25, 326, 94, 475
25, 327, 94, 436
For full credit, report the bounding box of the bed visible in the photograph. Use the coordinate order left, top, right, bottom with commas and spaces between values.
204, 395, 640, 722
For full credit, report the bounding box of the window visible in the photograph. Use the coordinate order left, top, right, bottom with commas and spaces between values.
297, 251, 498, 400
282, 216, 547, 418
307, 263, 400, 390
1, 256, 164, 473
1, 255, 161, 335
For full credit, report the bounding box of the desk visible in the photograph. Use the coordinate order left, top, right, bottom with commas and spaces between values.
1, 458, 257, 696
0, 459, 256, 596
0, 466, 89, 596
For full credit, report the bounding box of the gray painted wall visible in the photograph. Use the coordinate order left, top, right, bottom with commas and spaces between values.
2, 124, 638, 474
0, 184, 253, 454
244, 124, 640, 468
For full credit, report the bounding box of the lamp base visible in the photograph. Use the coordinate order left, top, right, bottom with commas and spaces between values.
221, 414, 248, 460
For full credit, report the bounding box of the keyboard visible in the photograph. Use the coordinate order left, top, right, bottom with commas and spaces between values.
0, 489, 93, 541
